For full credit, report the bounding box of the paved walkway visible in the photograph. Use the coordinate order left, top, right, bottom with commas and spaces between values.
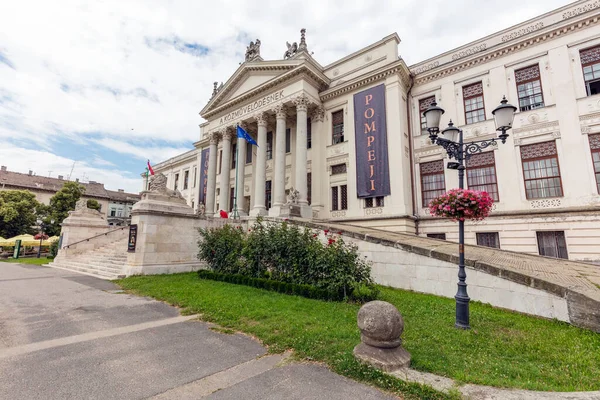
0, 263, 396, 400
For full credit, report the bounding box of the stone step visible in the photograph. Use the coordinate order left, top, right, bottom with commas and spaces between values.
48, 262, 122, 280
55, 261, 124, 275
81, 256, 127, 263
56, 258, 124, 270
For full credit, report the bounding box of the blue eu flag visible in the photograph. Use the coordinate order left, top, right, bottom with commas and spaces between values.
237, 125, 258, 146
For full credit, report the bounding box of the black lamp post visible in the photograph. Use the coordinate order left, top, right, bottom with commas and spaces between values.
423, 96, 516, 329
36, 218, 54, 258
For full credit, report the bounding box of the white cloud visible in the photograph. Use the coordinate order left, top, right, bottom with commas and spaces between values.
92, 138, 192, 162
0, 144, 141, 193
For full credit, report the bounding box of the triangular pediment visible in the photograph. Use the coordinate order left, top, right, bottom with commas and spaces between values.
201, 60, 302, 117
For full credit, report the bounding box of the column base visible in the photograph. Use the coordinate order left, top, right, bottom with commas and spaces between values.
249, 206, 267, 217
293, 204, 313, 219
268, 204, 290, 218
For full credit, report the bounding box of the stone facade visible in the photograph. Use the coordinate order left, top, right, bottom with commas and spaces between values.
148, 0, 600, 262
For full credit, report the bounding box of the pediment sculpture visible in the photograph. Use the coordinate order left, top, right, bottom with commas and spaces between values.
245, 39, 261, 61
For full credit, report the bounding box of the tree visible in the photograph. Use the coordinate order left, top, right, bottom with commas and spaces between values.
0, 190, 42, 238
86, 199, 101, 211
44, 182, 86, 236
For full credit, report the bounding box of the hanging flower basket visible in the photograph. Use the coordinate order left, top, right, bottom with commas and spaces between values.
429, 189, 494, 222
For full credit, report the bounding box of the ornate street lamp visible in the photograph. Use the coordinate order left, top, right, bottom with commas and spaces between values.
423, 96, 516, 329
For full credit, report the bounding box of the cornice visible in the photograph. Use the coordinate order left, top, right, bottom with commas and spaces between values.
412, 12, 600, 85
201, 63, 330, 119
319, 60, 411, 102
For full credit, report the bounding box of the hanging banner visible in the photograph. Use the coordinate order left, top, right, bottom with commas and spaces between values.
353, 84, 391, 198
198, 148, 210, 205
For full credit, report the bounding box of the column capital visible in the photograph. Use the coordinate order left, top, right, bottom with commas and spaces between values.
273, 103, 287, 120
209, 131, 221, 145
223, 126, 236, 140
255, 111, 268, 127
293, 93, 311, 112
238, 121, 249, 130
311, 105, 325, 122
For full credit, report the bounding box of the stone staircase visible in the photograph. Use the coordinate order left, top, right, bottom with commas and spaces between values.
47, 238, 128, 280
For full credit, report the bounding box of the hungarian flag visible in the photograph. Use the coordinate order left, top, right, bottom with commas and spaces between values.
147, 160, 155, 176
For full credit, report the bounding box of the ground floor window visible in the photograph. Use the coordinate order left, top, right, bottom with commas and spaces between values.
265, 180, 272, 210
427, 233, 446, 240
537, 231, 568, 259
331, 185, 348, 211
476, 232, 500, 249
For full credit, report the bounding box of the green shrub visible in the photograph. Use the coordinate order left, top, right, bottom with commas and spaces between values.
49, 240, 59, 258
197, 219, 378, 303
197, 224, 246, 274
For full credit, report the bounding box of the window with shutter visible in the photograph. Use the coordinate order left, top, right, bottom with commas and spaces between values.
332, 110, 344, 144
515, 65, 544, 111
520, 141, 563, 199
467, 152, 499, 201
580, 46, 600, 96
463, 82, 485, 124
420, 160, 445, 207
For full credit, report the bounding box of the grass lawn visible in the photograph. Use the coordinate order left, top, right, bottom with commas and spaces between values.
117, 273, 600, 397
0, 257, 51, 265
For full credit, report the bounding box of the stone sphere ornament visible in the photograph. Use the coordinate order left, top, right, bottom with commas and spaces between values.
353, 301, 411, 372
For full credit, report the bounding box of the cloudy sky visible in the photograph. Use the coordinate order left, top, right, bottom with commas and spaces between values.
0, 0, 571, 192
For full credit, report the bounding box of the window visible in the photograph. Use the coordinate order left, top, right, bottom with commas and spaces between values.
332, 110, 344, 144
266, 131, 273, 160
476, 232, 500, 249
420, 160, 445, 207
463, 82, 485, 124
515, 64, 544, 111
590, 134, 600, 193
246, 142, 252, 164
183, 170, 189, 190
174, 173, 179, 191
427, 233, 446, 240
231, 143, 237, 169
331, 185, 348, 211
307, 118, 312, 149
331, 186, 339, 211
331, 163, 347, 175
466, 152, 499, 201
580, 46, 600, 96
307, 172, 311, 205
520, 141, 563, 199
229, 187, 235, 212
265, 180, 272, 210
193, 167, 197, 188
110, 208, 116, 217
419, 96, 436, 132
537, 231, 568, 259
285, 128, 291, 153
116, 209, 123, 217
365, 196, 384, 208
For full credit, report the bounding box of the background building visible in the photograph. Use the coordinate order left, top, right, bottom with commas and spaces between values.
1, 165, 140, 223
147, 0, 600, 263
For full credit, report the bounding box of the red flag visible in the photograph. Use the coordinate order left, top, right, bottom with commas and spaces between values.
147, 160, 154, 176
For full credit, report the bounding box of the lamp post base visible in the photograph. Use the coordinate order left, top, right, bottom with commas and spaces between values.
455, 293, 470, 330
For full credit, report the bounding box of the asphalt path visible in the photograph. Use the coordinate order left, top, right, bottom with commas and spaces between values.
0, 263, 397, 399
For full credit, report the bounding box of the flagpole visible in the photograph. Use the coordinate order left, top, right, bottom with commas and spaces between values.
233, 130, 239, 220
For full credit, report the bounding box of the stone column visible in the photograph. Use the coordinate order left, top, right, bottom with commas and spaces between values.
310, 106, 325, 219
219, 127, 234, 212
293, 94, 312, 218
250, 112, 268, 216
234, 123, 247, 217
270, 104, 287, 215
205, 131, 219, 217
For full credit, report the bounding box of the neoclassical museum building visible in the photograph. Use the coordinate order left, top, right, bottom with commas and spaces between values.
146, 0, 600, 263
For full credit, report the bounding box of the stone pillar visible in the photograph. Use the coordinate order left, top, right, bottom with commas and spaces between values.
293, 94, 312, 219
205, 132, 219, 217
234, 123, 247, 217
269, 104, 288, 217
219, 127, 234, 213
310, 106, 325, 219
125, 173, 204, 276
250, 112, 268, 216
